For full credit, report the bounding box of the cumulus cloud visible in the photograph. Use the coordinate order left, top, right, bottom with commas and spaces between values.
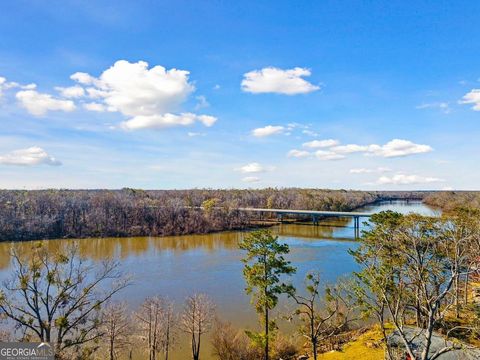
376, 174, 444, 185
71, 60, 216, 130
288, 139, 432, 161
241, 67, 320, 95
55, 85, 85, 98
318, 139, 432, 158
236, 162, 274, 173
460, 89, 480, 111
302, 139, 339, 148
70, 72, 98, 85
287, 149, 310, 158
120, 113, 217, 130
331, 144, 368, 154
0, 147, 61, 166
73, 60, 193, 115
252, 125, 285, 137
242, 176, 260, 183
366, 139, 432, 158
16, 90, 76, 116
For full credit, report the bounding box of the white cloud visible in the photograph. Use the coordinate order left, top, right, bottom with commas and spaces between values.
0, 77, 36, 98
460, 89, 480, 111
315, 150, 345, 161
241, 67, 320, 95
331, 144, 368, 154
0, 77, 17, 98
16, 90, 76, 116
236, 162, 273, 173
366, 139, 432, 158
376, 174, 444, 185
74, 60, 194, 116
197, 115, 217, 127
322, 140, 432, 158
0, 147, 61, 166
252, 125, 285, 137
350, 167, 391, 174
71, 60, 216, 130
83, 102, 107, 112
302, 139, 339, 148
242, 176, 260, 183
70, 72, 98, 85
416, 102, 450, 114
120, 113, 217, 130
290, 139, 432, 161
287, 149, 310, 158
55, 85, 85, 98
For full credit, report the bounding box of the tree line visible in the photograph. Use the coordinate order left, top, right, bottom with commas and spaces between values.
0, 188, 390, 241
424, 191, 480, 212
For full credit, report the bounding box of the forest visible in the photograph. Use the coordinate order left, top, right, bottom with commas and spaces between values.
424, 191, 480, 211
0, 188, 427, 241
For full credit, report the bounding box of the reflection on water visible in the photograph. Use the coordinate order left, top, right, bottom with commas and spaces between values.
0, 200, 438, 359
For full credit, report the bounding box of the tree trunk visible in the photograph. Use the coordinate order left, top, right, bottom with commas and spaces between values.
455, 274, 460, 318
464, 267, 470, 305
265, 306, 269, 360
110, 334, 114, 360
164, 321, 170, 360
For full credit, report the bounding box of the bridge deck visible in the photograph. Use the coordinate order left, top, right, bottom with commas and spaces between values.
236, 208, 374, 217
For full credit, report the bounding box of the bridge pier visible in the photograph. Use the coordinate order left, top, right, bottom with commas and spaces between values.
354, 216, 360, 238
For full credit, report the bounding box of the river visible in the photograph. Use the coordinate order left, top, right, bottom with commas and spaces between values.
0, 200, 438, 359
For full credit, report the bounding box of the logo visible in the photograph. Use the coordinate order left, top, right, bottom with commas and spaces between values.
0, 343, 54, 360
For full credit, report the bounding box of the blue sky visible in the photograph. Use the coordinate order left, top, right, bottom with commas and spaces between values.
1, 0, 479, 190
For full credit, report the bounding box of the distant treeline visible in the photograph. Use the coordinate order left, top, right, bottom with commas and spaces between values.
0, 188, 430, 241
424, 191, 480, 212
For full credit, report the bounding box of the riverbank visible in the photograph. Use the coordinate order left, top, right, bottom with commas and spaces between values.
0, 188, 397, 241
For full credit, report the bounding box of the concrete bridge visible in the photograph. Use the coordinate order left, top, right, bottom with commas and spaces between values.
235, 207, 374, 237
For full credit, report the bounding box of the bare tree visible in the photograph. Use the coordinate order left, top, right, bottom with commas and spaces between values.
288, 272, 354, 360
160, 299, 176, 360
135, 297, 164, 360
181, 293, 215, 360
0, 243, 129, 357
135, 296, 176, 360
101, 302, 131, 360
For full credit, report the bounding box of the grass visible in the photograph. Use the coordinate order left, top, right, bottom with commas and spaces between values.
316, 326, 385, 360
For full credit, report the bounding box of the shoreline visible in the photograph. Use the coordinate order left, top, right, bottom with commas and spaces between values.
0, 198, 424, 244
